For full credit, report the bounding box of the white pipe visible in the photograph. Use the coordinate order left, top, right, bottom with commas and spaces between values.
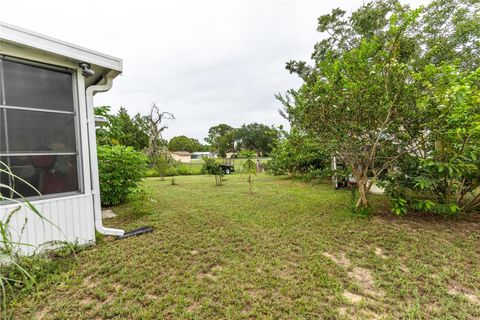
85, 73, 124, 236
332, 156, 337, 188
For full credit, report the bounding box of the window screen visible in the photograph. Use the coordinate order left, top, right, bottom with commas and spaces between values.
5, 110, 76, 153
0, 57, 80, 200
3, 60, 74, 112
0, 155, 79, 198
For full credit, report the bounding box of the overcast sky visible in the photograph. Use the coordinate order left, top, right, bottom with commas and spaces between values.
1, 0, 428, 141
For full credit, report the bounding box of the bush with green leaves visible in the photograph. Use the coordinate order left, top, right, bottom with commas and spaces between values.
95, 106, 150, 151
201, 157, 224, 186
97, 145, 148, 206
382, 66, 480, 215
266, 131, 329, 177
152, 151, 177, 181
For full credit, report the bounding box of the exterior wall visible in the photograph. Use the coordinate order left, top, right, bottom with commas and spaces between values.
0, 44, 97, 254
191, 152, 216, 160
0, 194, 95, 255
369, 181, 385, 195
171, 154, 191, 163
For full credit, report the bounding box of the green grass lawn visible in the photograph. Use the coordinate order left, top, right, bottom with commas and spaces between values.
10, 175, 480, 319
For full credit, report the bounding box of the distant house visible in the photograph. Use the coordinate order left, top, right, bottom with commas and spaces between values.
191, 152, 216, 160
169, 151, 192, 163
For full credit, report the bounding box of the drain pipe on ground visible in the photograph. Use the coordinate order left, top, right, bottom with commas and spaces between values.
85, 73, 125, 237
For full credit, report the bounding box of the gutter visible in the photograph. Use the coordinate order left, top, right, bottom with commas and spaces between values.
85, 72, 124, 237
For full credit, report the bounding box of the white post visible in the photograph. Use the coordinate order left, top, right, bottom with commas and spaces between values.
332, 156, 337, 188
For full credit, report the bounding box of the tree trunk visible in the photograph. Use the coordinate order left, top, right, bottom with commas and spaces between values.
255, 150, 261, 173
215, 174, 222, 186
248, 174, 253, 193
356, 178, 369, 208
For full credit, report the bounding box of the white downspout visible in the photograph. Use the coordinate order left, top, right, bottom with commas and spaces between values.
85, 73, 124, 237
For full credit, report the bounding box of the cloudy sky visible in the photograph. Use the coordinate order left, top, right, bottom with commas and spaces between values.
1, 0, 427, 141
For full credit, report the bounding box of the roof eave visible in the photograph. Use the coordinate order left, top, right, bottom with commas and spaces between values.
0, 22, 123, 73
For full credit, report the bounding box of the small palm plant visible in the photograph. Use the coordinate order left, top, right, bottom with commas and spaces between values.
241, 151, 257, 193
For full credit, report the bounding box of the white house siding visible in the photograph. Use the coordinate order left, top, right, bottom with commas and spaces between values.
170, 153, 192, 163
0, 23, 124, 254
0, 194, 95, 255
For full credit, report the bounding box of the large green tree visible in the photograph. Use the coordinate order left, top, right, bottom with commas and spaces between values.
235, 123, 279, 157
267, 129, 329, 177
168, 135, 204, 152
205, 124, 236, 157
279, 1, 423, 209
278, 0, 479, 210
94, 106, 149, 151
418, 0, 480, 71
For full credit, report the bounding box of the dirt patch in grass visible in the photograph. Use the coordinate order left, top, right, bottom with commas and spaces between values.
35, 306, 50, 319
374, 247, 387, 259
186, 301, 200, 312
197, 264, 223, 282
241, 303, 253, 316
82, 275, 97, 288
324, 251, 385, 298
448, 282, 480, 305
343, 291, 363, 303
196, 272, 217, 281
348, 267, 385, 297
338, 306, 348, 317
146, 293, 159, 300
79, 296, 96, 306
211, 265, 223, 272
246, 288, 267, 299
323, 251, 351, 268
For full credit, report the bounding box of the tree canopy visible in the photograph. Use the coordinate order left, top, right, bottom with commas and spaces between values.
205, 124, 236, 157
168, 135, 205, 153
235, 123, 280, 156
277, 0, 480, 210
95, 106, 150, 151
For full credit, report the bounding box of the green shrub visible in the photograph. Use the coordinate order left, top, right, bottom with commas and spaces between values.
146, 162, 204, 177
97, 145, 148, 206
201, 158, 224, 186
381, 66, 480, 215
266, 131, 329, 177
145, 168, 158, 178
152, 152, 177, 180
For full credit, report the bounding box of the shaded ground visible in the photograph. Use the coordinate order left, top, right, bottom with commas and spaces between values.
9, 175, 480, 319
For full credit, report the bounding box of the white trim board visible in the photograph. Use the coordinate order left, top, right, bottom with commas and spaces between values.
0, 22, 122, 72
